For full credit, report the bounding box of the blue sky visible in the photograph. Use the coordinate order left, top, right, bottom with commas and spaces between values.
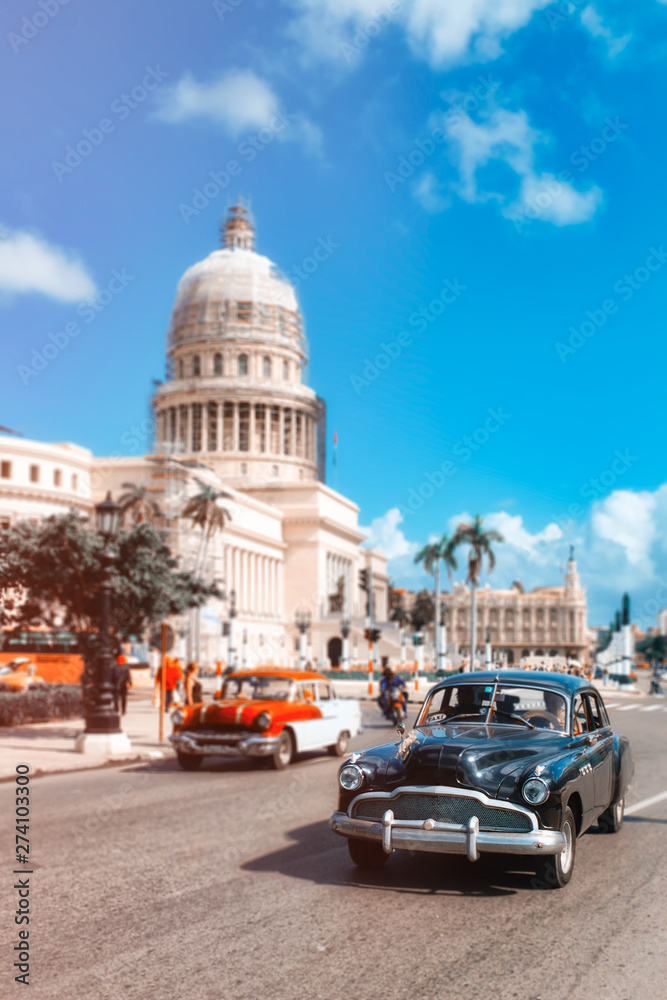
1, 0, 667, 625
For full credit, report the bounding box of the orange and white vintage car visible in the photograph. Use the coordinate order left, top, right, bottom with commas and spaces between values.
0, 657, 46, 693
169, 669, 362, 771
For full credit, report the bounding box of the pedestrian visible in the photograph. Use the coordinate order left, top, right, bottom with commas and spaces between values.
113, 654, 132, 715
184, 662, 203, 705
154, 656, 183, 712
602, 667, 609, 687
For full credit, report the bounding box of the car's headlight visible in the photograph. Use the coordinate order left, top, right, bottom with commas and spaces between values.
256, 711, 271, 731
522, 777, 549, 804
339, 764, 364, 791
172, 710, 184, 727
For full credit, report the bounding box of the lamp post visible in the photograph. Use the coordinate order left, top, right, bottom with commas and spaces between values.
295, 610, 311, 670
340, 617, 351, 671
438, 601, 447, 671
75, 493, 131, 755
227, 588, 237, 670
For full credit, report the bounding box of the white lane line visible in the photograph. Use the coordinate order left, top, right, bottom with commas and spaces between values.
616, 704, 640, 711
626, 790, 667, 816
640, 705, 663, 712
604, 703, 620, 709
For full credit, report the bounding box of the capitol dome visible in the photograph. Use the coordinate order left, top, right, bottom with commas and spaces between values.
153, 205, 325, 487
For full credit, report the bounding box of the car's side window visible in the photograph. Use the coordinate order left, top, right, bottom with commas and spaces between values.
316, 683, 332, 701
572, 696, 590, 734
300, 684, 315, 702
585, 694, 605, 730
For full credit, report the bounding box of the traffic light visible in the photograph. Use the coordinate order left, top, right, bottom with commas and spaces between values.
413, 632, 425, 646
359, 568, 369, 591
371, 628, 381, 643
364, 628, 371, 641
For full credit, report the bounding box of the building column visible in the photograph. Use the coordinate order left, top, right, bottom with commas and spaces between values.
278, 408, 285, 456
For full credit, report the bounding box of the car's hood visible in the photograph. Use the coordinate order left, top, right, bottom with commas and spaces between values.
181, 698, 320, 729
374, 723, 569, 797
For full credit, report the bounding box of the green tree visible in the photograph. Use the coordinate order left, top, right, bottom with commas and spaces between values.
182, 479, 233, 577
636, 634, 667, 665
414, 535, 457, 668
0, 511, 218, 656
388, 582, 411, 628
118, 482, 162, 526
411, 589, 435, 631
448, 515, 504, 670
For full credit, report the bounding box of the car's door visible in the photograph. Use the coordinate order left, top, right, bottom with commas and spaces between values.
570, 694, 598, 829
289, 681, 328, 752
313, 682, 341, 746
584, 692, 615, 813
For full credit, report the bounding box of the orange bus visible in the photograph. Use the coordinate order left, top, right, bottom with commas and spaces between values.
0, 630, 84, 684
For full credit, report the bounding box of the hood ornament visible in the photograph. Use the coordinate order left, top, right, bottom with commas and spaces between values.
396, 729, 420, 762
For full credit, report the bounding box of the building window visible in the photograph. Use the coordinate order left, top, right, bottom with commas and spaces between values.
270, 406, 280, 453
0, 516, 10, 531
169, 408, 177, 443
262, 356, 271, 378
283, 360, 289, 380
237, 301, 252, 322
178, 359, 184, 379
192, 404, 202, 452
71, 473, 78, 491
53, 469, 62, 487
207, 402, 218, 451
283, 408, 292, 455
179, 406, 188, 449
214, 353, 223, 376
238, 403, 250, 452
193, 355, 201, 377
0, 461, 11, 479
223, 402, 234, 451
29, 465, 40, 484
238, 354, 248, 376
255, 404, 266, 453
240, 463, 247, 475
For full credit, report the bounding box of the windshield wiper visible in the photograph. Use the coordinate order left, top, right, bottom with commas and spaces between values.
490, 710, 536, 729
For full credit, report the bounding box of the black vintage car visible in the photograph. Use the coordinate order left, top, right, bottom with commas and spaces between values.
330, 671, 633, 888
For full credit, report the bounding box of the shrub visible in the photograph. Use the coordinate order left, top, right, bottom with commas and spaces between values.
0, 685, 83, 726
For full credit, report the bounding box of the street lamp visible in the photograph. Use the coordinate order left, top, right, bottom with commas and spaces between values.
75, 493, 131, 754
227, 588, 238, 670
295, 610, 311, 670
340, 617, 351, 671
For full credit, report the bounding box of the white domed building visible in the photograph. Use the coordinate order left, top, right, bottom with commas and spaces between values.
92, 205, 393, 669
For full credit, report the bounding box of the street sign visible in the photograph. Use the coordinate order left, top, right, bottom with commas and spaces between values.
150, 623, 174, 652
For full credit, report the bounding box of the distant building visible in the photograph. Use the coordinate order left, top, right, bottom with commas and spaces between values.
0, 438, 91, 530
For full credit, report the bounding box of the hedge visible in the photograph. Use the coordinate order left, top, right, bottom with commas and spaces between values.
0, 685, 83, 727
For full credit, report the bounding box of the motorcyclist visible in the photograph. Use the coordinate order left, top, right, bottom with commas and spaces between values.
379, 665, 408, 719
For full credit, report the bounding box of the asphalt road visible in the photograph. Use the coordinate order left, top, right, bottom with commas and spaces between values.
2, 688, 667, 1000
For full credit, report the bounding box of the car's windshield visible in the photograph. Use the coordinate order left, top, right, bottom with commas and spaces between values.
418, 684, 567, 732
222, 676, 295, 701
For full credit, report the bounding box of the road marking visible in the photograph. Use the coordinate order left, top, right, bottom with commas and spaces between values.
640, 705, 663, 712
626, 790, 667, 816
604, 703, 620, 709
617, 704, 639, 711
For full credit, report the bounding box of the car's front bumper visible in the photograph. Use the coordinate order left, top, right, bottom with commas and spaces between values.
169, 730, 279, 758
330, 785, 566, 861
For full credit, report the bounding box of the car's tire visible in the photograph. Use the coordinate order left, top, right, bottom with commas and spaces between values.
176, 752, 203, 771
598, 796, 624, 834
328, 731, 350, 757
347, 837, 389, 868
271, 730, 294, 770
532, 806, 576, 889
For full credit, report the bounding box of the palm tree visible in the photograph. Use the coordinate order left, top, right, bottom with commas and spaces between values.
414, 534, 457, 669
117, 483, 162, 526
448, 515, 503, 671
181, 479, 233, 578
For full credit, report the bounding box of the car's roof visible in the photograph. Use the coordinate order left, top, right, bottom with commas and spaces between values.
435, 669, 594, 696
227, 669, 330, 683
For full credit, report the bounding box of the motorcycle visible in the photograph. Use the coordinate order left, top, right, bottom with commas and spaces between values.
382, 686, 408, 726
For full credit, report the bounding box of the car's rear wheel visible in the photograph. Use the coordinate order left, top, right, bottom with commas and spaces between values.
598, 796, 624, 833
532, 806, 576, 889
347, 837, 389, 868
328, 731, 350, 757
176, 752, 203, 771
271, 730, 294, 770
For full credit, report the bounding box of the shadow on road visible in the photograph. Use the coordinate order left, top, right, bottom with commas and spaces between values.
241, 819, 543, 896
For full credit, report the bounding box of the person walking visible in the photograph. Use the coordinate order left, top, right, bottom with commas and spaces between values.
184, 662, 203, 706
113, 654, 132, 715
155, 657, 183, 712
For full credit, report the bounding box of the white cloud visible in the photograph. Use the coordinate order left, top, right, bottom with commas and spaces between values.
591, 490, 657, 568
580, 5, 631, 58
0, 227, 96, 303
287, 0, 551, 67
361, 507, 417, 560
412, 171, 450, 213
423, 106, 603, 227
154, 69, 322, 152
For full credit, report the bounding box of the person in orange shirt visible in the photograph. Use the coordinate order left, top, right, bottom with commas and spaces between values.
155, 657, 183, 711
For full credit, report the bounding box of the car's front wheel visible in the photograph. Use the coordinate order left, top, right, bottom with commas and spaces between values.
598, 796, 624, 833
176, 752, 203, 771
271, 730, 294, 770
328, 731, 350, 757
532, 806, 576, 889
347, 837, 389, 868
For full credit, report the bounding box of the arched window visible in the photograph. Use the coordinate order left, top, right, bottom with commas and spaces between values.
193, 355, 201, 377
214, 353, 223, 376
178, 359, 184, 379
283, 360, 289, 381
238, 354, 248, 376
262, 356, 271, 378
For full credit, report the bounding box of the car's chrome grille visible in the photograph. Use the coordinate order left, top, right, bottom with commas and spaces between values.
352, 794, 532, 831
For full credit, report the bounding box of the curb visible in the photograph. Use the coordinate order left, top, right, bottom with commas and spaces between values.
0, 748, 172, 784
